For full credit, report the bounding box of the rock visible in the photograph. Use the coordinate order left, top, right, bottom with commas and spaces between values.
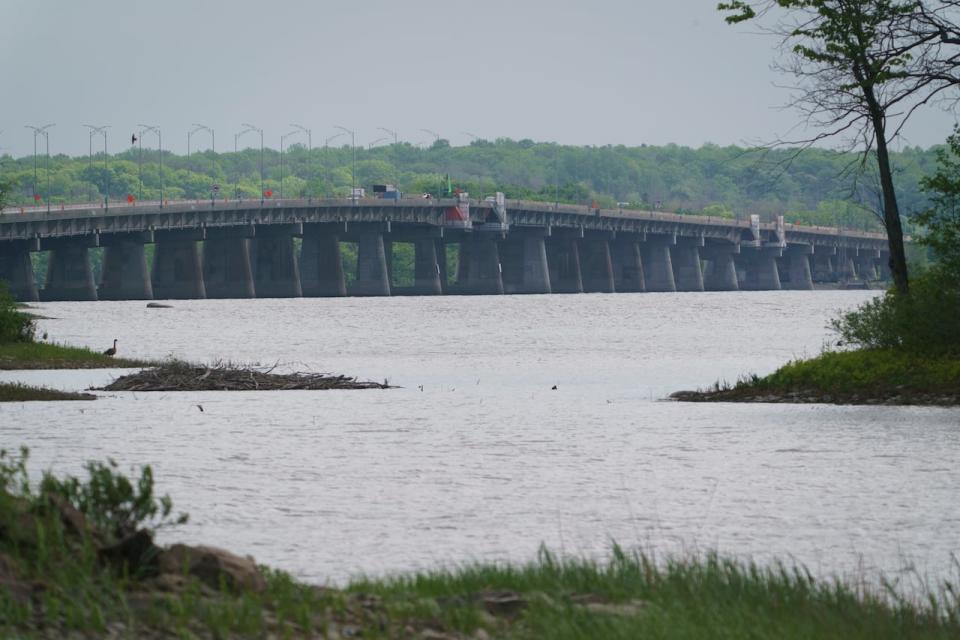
583, 600, 648, 617
158, 544, 266, 593
480, 590, 527, 617
46, 494, 92, 542
146, 303, 172, 308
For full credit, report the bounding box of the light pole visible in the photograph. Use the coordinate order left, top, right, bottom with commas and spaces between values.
241, 123, 264, 204
324, 132, 345, 197
421, 129, 442, 196
290, 123, 312, 198
190, 124, 215, 201
378, 126, 400, 191
137, 124, 163, 206
83, 124, 110, 208
25, 124, 54, 213
334, 125, 356, 200
367, 137, 388, 150
280, 129, 302, 199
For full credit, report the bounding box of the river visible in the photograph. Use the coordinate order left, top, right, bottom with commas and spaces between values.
1, 291, 958, 589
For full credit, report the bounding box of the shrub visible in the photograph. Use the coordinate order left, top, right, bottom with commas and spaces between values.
0, 282, 35, 343
831, 266, 960, 356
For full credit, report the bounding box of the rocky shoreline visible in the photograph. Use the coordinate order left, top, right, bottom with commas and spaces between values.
669, 387, 960, 406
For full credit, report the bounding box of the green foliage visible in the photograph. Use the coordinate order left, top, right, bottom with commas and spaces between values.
40, 459, 188, 542
0, 283, 35, 344
831, 267, 960, 355
916, 125, 960, 273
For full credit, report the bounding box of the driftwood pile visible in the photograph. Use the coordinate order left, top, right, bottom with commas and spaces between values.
95, 361, 391, 392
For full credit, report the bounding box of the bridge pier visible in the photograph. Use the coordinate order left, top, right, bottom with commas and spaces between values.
99, 232, 154, 300
782, 245, 814, 290
878, 252, 892, 281
301, 227, 346, 297
455, 235, 504, 295
857, 249, 880, 281
580, 234, 615, 293
811, 248, 837, 283
546, 234, 583, 294
350, 228, 391, 296
0, 241, 39, 302
671, 238, 704, 292
42, 239, 98, 301
403, 237, 442, 295
611, 236, 645, 292
702, 244, 739, 291
436, 239, 449, 294
152, 231, 206, 299
739, 247, 782, 291
838, 252, 858, 281
252, 224, 302, 298
641, 235, 676, 292
501, 228, 551, 294
203, 227, 256, 299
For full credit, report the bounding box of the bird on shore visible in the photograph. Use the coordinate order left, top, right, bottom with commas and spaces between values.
103, 339, 118, 357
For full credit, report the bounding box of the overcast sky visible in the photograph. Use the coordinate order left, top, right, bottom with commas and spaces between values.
3, 0, 957, 157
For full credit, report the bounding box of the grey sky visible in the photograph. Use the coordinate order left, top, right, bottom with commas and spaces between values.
3, 0, 957, 157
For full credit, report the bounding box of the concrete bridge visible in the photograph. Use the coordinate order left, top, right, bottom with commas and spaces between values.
0, 195, 889, 301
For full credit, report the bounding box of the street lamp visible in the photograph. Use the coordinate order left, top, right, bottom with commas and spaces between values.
25, 124, 54, 213
190, 124, 215, 202
367, 137, 388, 150
324, 132, 345, 197
461, 131, 479, 143
137, 124, 163, 206
240, 123, 264, 204
83, 124, 110, 208
280, 129, 302, 199
290, 123, 312, 198
421, 129, 443, 196
333, 125, 356, 201
378, 126, 400, 191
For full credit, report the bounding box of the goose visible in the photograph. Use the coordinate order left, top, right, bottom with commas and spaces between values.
103, 339, 118, 357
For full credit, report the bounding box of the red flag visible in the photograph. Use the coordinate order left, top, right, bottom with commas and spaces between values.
127, 194, 135, 203
265, 190, 273, 197
33, 194, 41, 202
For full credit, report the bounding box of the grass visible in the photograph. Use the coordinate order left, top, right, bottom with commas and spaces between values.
0, 341, 155, 370
0, 382, 96, 402
675, 349, 960, 405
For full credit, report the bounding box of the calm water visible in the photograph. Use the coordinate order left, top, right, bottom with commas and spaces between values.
1, 291, 958, 588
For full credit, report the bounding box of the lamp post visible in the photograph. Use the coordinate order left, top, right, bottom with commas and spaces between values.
137, 124, 163, 206
280, 129, 302, 199
378, 126, 400, 192
367, 137, 388, 150
290, 124, 312, 198
241, 123, 264, 204
420, 129, 442, 196
83, 124, 110, 208
190, 124, 215, 202
334, 125, 356, 201
25, 124, 54, 213
324, 132, 345, 197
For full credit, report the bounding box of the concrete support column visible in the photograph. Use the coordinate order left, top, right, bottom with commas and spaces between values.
501, 229, 551, 294
857, 252, 879, 281
838, 253, 858, 281
350, 231, 391, 296
546, 235, 583, 294
252, 225, 302, 298
739, 248, 782, 291
580, 235, 615, 293
811, 250, 837, 283
641, 236, 676, 292
152, 232, 206, 299
99, 234, 154, 300
0, 241, 39, 302
703, 245, 739, 291
611, 237, 645, 292
671, 240, 704, 292
42, 241, 98, 301
301, 228, 346, 297
436, 240, 449, 294
410, 238, 443, 295
783, 245, 814, 290
455, 235, 503, 295
203, 229, 256, 299
878, 252, 892, 281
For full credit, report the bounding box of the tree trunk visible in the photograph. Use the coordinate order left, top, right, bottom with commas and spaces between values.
865, 89, 910, 294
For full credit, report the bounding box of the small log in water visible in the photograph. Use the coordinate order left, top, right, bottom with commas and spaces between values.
94, 361, 392, 392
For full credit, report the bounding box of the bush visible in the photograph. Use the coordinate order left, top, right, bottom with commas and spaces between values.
831, 266, 960, 356
0, 283, 35, 343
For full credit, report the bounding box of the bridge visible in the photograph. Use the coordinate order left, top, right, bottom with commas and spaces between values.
0, 195, 889, 301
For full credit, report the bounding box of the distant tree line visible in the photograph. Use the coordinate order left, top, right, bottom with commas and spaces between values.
0, 138, 943, 233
